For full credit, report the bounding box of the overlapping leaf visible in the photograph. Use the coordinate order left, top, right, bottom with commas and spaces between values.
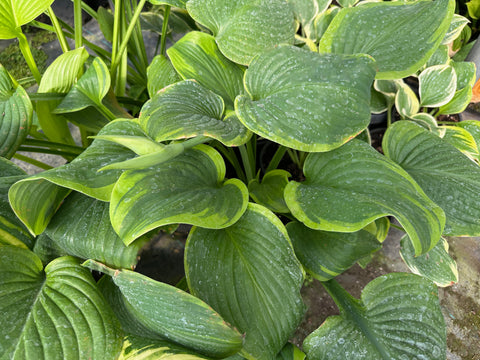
419, 65, 457, 107
285, 139, 445, 255
186, 0, 295, 65
248, 170, 290, 213
319, 0, 454, 79
287, 221, 381, 281
0, 0, 54, 39
303, 273, 446, 359
0, 246, 123, 359
287, 0, 331, 39
110, 144, 248, 244
0, 65, 32, 158
383, 120, 480, 236
85, 260, 243, 358
140, 80, 250, 146
147, 55, 181, 98
185, 203, 305, 359
236, 46, 376, 152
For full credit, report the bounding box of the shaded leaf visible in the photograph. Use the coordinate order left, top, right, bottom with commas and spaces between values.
236, 46, 376, 152
248, 169, 290, 213
185, 203, 305, 359
285, 139, 445, 255
147, 55, 181, 98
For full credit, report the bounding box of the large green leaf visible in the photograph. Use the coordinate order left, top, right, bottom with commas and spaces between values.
286, 221, 381, 281
0, 158, 33, 248
110, 144, 248, 244
0, 0, 54, 39
303, 273, 446, 359
318, 0, 454, 79
186, 0, 296, 65
0, 246, 123, 359
185, 203, 305, 359
235, 46, 376, 152
168, 31, 245, 107
285, 139, 445, 255
383, 120, 480, 236
140, 80, 250, 146
84, 260, 243, 358
0, 64, 32, 158
45, 192, 146, 269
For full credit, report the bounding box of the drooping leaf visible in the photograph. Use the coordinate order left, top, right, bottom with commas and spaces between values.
168, 31, 245, 107
140, 80, 250, 146
110, 144, 248, 244
0, 158, 33, 248
147, 55, 181, 98
0, 64, 32, 158
84, 260, 243, 358
284, 139, 445, 255
248, 169, 290, 213
303, 273, 446, 359
441, 126, 479, 160
0, 247, 123, 359
235, 46, 376, 152
286, 221, 381, 281
186, 0, 296, 65
395, 81, 419, 118
383, 120, 480, 236
400, 236, 458, 287
45, 192, 146, 269
442, 14, 470, 45
185, 203, 305, 359
419, 65, 457, 107
319, 0, 454, 79
0, 0, 55, 39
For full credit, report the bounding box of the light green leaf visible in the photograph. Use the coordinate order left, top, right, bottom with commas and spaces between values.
186, 0, 296, 65
383, 120, 480, 236
148, 0, 186, 8
314, 7, 340, 41
451, 61, 476, 89
84, 260, 243, 358
337, 0, 358, 8
147, 55, 181, 98
437, 85, 472, 115
0, 247, 123, 359
276, 342, 305, 360
0, 65, 32, 158
319, 0, 454, 79
288, 0, 331, 39
141, 80, 250, 146
426, 45, 450, 67
400, 236, 458, 287
442, 14, 470, 45
419, 65, 457, 107
248, 169, 290, 213
0, 0, 55, 39
287, 221, 381, 281
45, 192, 146, 269
395, 81, 419, 118
236, 46, 376, 152
168, 31, 245, 107
453, 23, 472, 52
409, 113, 442, 135
303, 273, 446, 359
110, 144, 248, 244
457, 120, 480, 152
441, 125, 479, 160
185, 203, 305, 359
284, 139, 445, 255
467, 0, 480, 20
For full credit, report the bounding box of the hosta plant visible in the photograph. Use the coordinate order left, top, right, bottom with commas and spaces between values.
0, 0, 478, 358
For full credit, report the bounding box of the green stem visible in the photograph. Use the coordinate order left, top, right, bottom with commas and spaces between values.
111, 0, 123, 80
17, 147, 80, 157
160, 6, 171, 56
239, 145, 254, 182
265, 145, 288, 173
28, 92, 66, 101
387, 104, 393, 127
23, 139, 84, 154
13, 154, 53, 170
126, 0, 148, 75
80, 1, 98, 20
17, 32, 41, 84
212, 143, 247, 183
389, 223, 406, 232
74, 0, 83, 49
47, 7, 70, 52
287, 149, 301, 168
97, 102, 117, 121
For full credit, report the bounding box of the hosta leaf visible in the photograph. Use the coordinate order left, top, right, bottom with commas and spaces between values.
248, 169, 290, 213
284, 139, 445, 255
288, 0, 331, 39
168, 31, 245, 107
84, 260, 243, 358
0, 159, 33, 248
140, 80, 250, 146
442, 14, 470, 45
286, 221, 381, 281
395, 81, 419, 118
419, 65, 457, 107
303, 273, 446, 359
110, 144, 248, 244
32, 233, 67, 265
370, 88, 388, 114
45, 192, 146, 269
426, 45, 449, 67
276, 343, 305, 360
0, 247, 123, 359
0, 64, 32, 158
383, 120, 480, 236
314, 7, 340, 41
441, 126, 479, 160
319, 0, 454, 79
186, 0, 296, 65
457, 120, 480, 151
400, 236, 458, 287
437, 85, 472, 115
185, 203, 305, 359
148, 0, 186, 8
147, 55, 181, 98
236, 46, 376, 152
451, 61, 476, 89
0, 0, 54, 39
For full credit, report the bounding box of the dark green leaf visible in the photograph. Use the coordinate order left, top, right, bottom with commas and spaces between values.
248, 169, 290, 213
